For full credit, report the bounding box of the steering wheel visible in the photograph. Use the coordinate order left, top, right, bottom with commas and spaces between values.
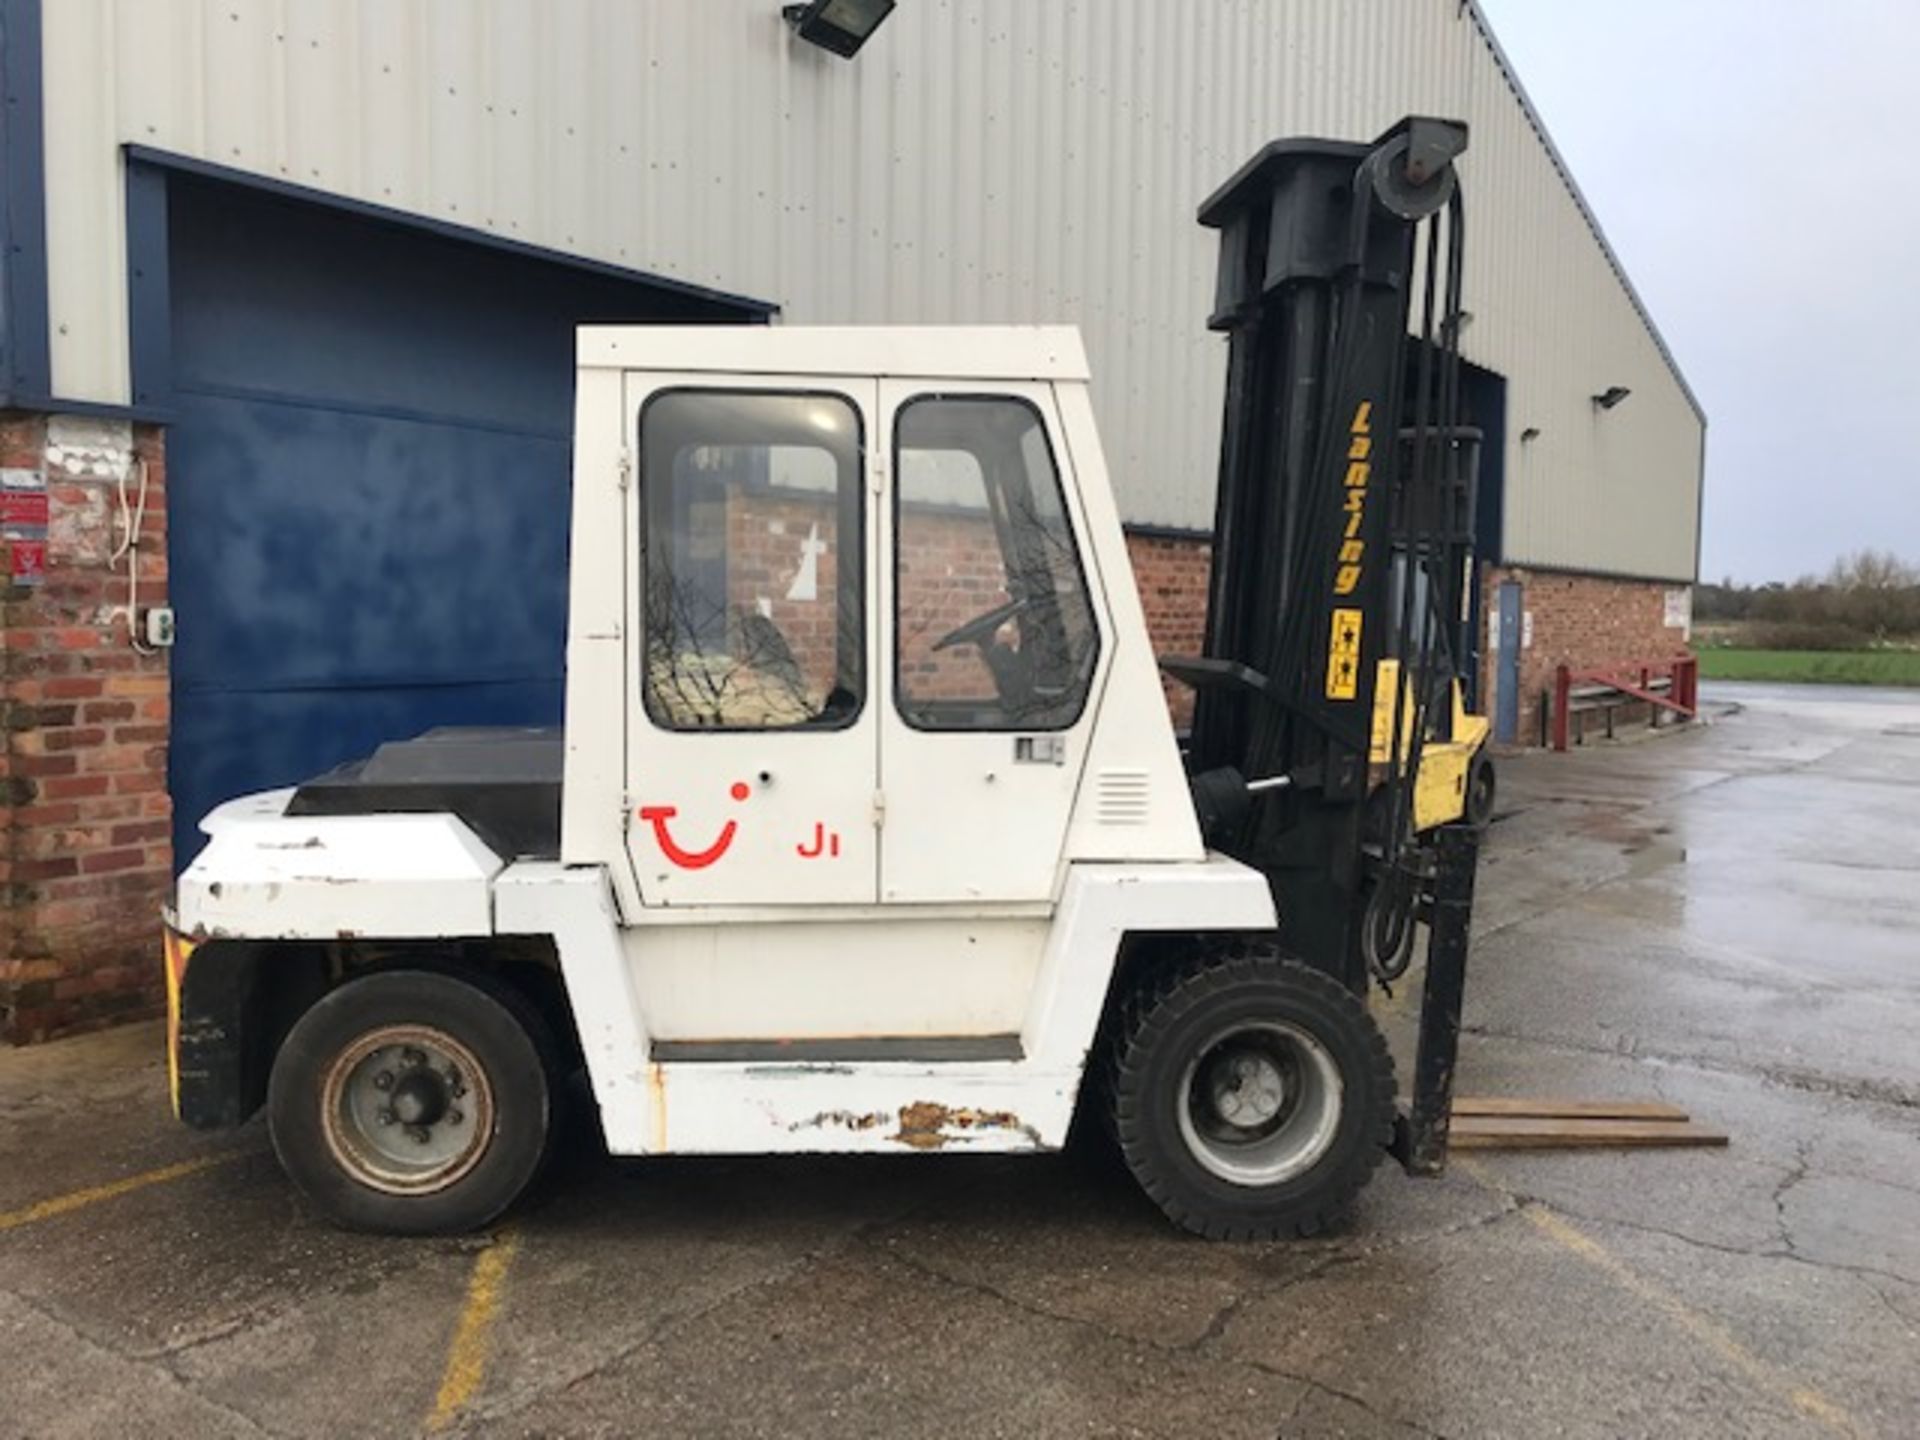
931, 594, 1036, 652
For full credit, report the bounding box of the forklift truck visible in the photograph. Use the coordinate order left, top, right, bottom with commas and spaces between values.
164, 117, 1485, 1238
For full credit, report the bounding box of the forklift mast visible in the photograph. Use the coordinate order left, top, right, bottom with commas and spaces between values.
1171, 116, 1471, 994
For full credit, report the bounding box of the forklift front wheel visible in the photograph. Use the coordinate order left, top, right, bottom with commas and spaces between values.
268, 969, 556, 1235
1108, 950, 1395, 1240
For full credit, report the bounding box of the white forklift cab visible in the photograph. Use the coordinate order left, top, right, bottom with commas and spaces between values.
166, 120, 1482, 1240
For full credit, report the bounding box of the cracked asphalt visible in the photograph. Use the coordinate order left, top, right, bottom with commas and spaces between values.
2, 679, 1917, 1438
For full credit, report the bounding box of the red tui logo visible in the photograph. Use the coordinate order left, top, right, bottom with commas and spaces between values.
638, 781, 750, 869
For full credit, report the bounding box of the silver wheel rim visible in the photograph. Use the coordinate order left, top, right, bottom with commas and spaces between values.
1175, 1020, 1344, 1186
321, 1024, 495, 1196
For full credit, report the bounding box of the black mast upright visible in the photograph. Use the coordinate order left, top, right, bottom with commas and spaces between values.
1168, 117, 1469, 994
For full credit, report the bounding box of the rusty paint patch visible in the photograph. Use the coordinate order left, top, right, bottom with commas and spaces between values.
892, 1101, 1037, 1150
789, 1108, 891, 1133
647, 1062, 668, 1151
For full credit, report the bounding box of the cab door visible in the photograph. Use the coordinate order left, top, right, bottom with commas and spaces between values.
878, 382, 1109, 903
624, 377, 879, 906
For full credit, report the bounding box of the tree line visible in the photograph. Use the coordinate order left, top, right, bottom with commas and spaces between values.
1695, 550, 1920, 648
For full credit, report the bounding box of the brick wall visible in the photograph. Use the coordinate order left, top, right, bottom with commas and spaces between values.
895, 503, 1009, 702
1126, 530, 1212, 729
1, 414, 171, 1044
1481, 565, 1692, 746
722, 485, 850, 704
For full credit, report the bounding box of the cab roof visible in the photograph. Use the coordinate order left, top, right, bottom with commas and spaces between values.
577, 325, 1090, 382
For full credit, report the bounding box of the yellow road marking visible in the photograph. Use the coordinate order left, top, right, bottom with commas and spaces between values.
427, 1226, 521, 1432
1457, 1157, 1862, 1438
0, 1152, 239, 1234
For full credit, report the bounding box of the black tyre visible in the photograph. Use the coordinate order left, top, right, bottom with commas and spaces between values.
1356, 868, 1418, 984
1465, 751, 1496, 827
1107, 949, 1395, 1240
267, 969, 557, 1235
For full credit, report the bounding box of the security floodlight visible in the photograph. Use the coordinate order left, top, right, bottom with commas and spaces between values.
783, 0, 896, 58
1592, 386, 1631, 410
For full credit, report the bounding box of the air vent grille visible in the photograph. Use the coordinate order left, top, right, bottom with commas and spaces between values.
1095, 769, 1152, 825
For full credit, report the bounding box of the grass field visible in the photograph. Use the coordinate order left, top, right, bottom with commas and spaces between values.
1698, 647, 1920, 686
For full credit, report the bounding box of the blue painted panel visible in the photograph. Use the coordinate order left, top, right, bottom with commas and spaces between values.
168, 393, 570, 693
172, 681, 563, 861
1, 0, 51, 401
1458, 360, 1506, 710
1495, 580, 1523, 746
166, 173, 724, 434
164, 173, 756, 864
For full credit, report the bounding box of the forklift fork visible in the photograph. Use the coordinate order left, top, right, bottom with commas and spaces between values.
1395, 820, 1480, 1173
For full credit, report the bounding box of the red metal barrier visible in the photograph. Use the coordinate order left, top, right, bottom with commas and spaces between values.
1552, 654, 1699, 752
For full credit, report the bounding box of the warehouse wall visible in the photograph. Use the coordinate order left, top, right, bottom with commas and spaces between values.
38, 0, 1701, 582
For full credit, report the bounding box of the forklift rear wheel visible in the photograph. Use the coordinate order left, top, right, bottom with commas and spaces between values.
1108, 949, 1395, 1240
268, 969, 556, 1235
1466, 752, 1496, 827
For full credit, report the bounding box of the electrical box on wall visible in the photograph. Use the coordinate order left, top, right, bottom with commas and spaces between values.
145, 607, 176, 648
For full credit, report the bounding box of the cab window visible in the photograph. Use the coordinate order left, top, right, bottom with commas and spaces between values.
640, 390, 864, 730
894, 396, 1098, 730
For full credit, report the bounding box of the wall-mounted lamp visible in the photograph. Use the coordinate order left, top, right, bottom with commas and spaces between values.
783, 0, 896, 58
1591, 386, 1632, 410
1519, 426, 1541, 443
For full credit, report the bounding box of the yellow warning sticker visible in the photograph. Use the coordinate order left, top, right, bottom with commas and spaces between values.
1326, 607, 1363, 701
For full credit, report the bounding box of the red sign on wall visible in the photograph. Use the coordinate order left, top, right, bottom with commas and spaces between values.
0, 489, 47, 533
10, 539, 47, 585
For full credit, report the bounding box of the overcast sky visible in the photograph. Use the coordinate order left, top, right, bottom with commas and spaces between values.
1475, 0, 1920, 584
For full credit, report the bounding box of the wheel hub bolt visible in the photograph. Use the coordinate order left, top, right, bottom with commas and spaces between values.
408, 1125, 431, 1145
373, 1071, 395, 1091
447, 1109, 464, 1126
376, 1107, 396, 1127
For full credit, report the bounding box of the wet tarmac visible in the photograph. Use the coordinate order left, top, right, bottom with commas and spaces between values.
1, 680, 1915, 1437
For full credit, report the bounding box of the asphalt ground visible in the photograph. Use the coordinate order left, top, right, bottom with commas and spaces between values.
2, 680, 1916, 1438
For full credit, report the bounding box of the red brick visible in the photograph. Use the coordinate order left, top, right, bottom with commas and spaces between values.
40, 773, 111, 800
13, 856, 78, 883
12, 752, 77, 777
13, 803, 79, 827
78, 848, 145, 876
105, 674, 168, 697
41, 726, 107, 753
110, 818, 169, 846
